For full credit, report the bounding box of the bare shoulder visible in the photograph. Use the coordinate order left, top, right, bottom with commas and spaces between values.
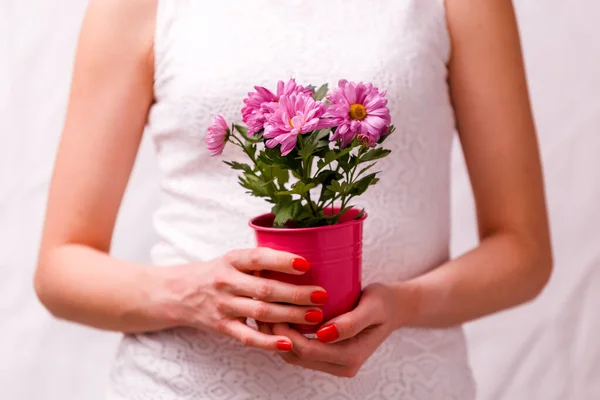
82, 0, 157, 60
86, 0, 157, 26
444, 0, 520, 43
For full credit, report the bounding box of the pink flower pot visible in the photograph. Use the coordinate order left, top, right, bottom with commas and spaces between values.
249, 208, 366, 334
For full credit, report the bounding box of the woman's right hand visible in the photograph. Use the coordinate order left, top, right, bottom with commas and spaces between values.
33, 1, 328, 343
160, 247, 328, 353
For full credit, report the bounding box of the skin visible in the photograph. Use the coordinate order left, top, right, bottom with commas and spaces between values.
35, 0, 552, 379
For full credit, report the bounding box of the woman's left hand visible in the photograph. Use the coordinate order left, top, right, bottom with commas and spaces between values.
258, 282, 418, 377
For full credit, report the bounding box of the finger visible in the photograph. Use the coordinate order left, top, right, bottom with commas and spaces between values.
316, 301, 380, 344
272, 323, 349, 365
279, 352, 360, 378
256, 321, 274, 335
223, 320, 293, 353
232, 273, 328, 306
226, 247, 310, 274
225, 298, 324, 325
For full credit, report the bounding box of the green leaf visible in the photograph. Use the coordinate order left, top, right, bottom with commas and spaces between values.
377, 125, 395, 144
325, 150, 337, 165
296, 209, 316, 222
304, 129, 330, 147
298, 136, 319, 161
297, 147, 314, 161
308, 129, 331, 152
328, 180, 343, 193
359, 148, 392, 163
257, 162, 287, 185
257, 152, 273, 166
317, 146, 354, 171
272, 166, 289, 187
337, 146, 354, 159
296, 215, 329, 228
357, 162, 377, 177
338, 151, 353, 173
312, 84, 329, 101
315, 169, 344, 185
276, 181, 317, 196
329, 205, 354, 224
319, 188, 336, 203
297, 181, 317, 194
247, 143, 257, 159
233, 124, 249, 136
258, 147, 301, 170
239, 174, 271, 197
315, 170, 343, 201
275, 194, 293, 203
224, 161, 253, 174
315, 128, 331, 142
273, 201, 303, 227
348, 173, 379, 196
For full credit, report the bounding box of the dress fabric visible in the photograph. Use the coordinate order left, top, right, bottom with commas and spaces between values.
107, 0, 477, 398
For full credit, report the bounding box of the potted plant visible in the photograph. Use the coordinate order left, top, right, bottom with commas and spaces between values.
206, 79, 394, 333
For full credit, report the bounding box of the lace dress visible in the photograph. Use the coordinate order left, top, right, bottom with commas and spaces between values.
107, 0, 476, 398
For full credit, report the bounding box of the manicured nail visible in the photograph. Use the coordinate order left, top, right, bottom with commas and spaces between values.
317, 324, 339, 343
310, 291, 329, 305
305, 310, 324, 324
277, 340, 293, 352
292, 258, 310, 272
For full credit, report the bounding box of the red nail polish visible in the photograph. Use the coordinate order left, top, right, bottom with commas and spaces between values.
310, 291, 329, 304
317, 324, 339, 343
277, 340, 293, 352
292, 258, 310, 272
305, 310, 323, 324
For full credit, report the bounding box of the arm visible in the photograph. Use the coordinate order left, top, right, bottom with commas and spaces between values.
405, 0, 552, 327
328, 0, 552, 332
35, 0, 162, 332
267, 0, 552, 377
35, 0, 327, 351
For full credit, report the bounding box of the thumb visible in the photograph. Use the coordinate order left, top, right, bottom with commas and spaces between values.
316, 301, 379, 344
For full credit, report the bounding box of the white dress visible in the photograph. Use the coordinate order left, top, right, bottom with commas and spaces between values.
107, 0, 476, 398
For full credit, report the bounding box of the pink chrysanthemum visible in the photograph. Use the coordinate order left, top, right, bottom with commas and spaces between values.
324, 79, 391, 147
205, 114, 229, 156
241, 79, 313, 136
263, 93, 332, 156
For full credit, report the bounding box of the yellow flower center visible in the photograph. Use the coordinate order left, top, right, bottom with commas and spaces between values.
289, 118, 294, 128
349, 103, 367, 120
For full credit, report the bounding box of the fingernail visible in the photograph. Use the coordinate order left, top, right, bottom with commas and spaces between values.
310, 291, 329, 305
317, 324, 339, 343
292, 258, 310, 272
305, 310, 324, 324
277, 340, 293, 352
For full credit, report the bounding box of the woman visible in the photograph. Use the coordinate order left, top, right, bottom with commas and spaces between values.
35, 0, 552, 398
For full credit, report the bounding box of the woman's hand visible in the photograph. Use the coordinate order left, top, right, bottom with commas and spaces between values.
160, 247, 328, 353
258, 282, 418, 377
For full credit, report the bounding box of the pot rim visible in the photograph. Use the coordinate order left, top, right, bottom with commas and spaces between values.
248, 207, 368, 233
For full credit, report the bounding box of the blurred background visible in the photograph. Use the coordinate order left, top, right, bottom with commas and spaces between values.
1, 1, 599, 399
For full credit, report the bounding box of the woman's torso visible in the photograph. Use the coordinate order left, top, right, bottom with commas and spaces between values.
108, 0, 476, 398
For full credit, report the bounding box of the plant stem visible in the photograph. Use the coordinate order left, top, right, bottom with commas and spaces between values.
306, 191, 317, 217
304, 156, 318, 217
228, 132, 247, 151
296, 137, 318, 218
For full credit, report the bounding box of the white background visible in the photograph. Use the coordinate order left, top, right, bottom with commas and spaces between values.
1, 1, 599, 399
